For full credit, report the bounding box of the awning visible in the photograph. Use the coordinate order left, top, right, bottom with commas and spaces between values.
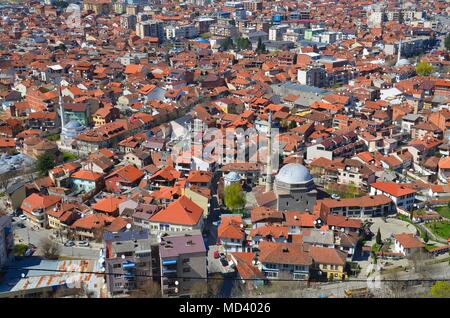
162, 259, 177, 266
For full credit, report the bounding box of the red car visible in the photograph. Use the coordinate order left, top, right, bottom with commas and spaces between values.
213, 251, 220, 259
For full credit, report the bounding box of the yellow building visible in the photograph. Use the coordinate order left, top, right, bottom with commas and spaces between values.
310, 246, 347, 280
182, 187, 211, 219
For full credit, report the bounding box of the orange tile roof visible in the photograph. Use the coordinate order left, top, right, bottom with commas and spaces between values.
21, 193, 61, 213
370, 182, 416, 197
150, 196, 203, 226
218, 215, 245, 240
92, 195, 127, 214
393, 233, 424, 249
71, 170, 103, 181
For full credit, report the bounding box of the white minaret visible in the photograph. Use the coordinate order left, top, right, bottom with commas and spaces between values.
265, 111, 273, 193
59, 84, 65, 129
396, 39, 402, 66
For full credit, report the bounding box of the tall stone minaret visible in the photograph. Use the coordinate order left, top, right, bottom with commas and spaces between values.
265, 110, 273, 193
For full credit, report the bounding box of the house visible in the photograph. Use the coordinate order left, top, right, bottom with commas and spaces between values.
370, 182, 416, 211
218, 215, 246, 252
258, 241, 312, 281
250, 207, 284, 229
70, 170, 104, 194
70, 214, 115, 241
309, 246, 347, 280
92, 195, 127, 217
159, 233, 207, 298
319, 195, 394, 218
230, 252, 265, 291
149, 196, 204, 234
393, 233, 424, 256
21, 193, 61, 228
182, 186, 211, 219
283, 211, 317, 235
123, 150, 152, 169
105, 165, 145, 193
249, 225, 288, 248
47, 202, 82, 231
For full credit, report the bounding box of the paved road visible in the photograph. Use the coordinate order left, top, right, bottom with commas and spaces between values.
12, 218, 100, 259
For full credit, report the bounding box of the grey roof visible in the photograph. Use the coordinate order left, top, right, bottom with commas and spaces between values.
275, 163, 313, 184
303, 229, 334, 245
159, 233, 206, 258
402, 114, 421, 122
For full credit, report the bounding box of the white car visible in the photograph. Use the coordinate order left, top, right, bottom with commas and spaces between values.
19, 215, 27, 221
78, 241, 90, 247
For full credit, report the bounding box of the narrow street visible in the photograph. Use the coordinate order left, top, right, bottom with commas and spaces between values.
12, 218, 100, 259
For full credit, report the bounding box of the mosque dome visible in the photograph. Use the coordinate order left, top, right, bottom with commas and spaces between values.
275, 163, 313, 184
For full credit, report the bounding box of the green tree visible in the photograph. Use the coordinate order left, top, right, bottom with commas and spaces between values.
415, 61, 433, 76
221, 37, 234, 51
376, 228, 382, 245
224, 183, 246, 213
235, 37, 251, 51
445, 33, 450, 51
288, 121, 297, 129
430, 281, 450, 298
423, 230, 429, 243
255, 37, 266, 54
36, 152, 56, 176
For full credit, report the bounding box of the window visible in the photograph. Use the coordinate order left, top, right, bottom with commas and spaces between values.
182, 258, 190, 264
113, 264, 121, 269
183, 267, 190, 273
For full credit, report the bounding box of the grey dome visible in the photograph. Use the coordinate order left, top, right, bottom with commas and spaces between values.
65, 120, 83, 129
396, 59, 410, 67
275, 163, 313, 184
225, 171, 240, 182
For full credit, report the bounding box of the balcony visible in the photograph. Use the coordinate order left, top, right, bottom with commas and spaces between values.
122, 261, 136, 270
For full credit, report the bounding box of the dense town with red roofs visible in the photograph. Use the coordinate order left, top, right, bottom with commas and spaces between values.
0, 0, 449, 299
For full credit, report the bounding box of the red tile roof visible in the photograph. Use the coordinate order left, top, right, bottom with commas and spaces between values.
150, 196, 203, 226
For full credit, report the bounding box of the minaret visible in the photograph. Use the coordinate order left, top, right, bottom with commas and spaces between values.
59, 84, 65, 129
396, 39, 402, 66
265, 110, 273, 193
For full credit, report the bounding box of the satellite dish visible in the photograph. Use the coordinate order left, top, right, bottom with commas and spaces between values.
126, 223, 132, 230
121, 255, 125, 259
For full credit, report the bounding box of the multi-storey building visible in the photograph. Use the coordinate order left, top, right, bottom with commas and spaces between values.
0, 215, 14, 270
159, 233, 207, 297
104, 230, 153, 296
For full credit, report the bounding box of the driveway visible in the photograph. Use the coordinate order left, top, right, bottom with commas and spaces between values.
207, 245, 234, 274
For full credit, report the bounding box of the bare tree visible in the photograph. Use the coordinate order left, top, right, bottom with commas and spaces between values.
409, 249, 429, 279
129, 279, 162, 298
190, 274, 223, 298
386, 271, 409, 298
40, 237, 61, 260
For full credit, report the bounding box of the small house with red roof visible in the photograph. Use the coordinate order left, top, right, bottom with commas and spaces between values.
218, 215, 246, 252
393, 233, 424, 256
149, 196, 204, 234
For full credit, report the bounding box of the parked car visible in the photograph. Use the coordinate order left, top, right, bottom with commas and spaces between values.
64, 240, 75, 247
219, 252, 226, 259
220, 258, 229, 267
24, 248, 34, 257
19, 215, 27, 221
16, 223, 26, 229
213, 251, 220, 259
78, 241, 90, 247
